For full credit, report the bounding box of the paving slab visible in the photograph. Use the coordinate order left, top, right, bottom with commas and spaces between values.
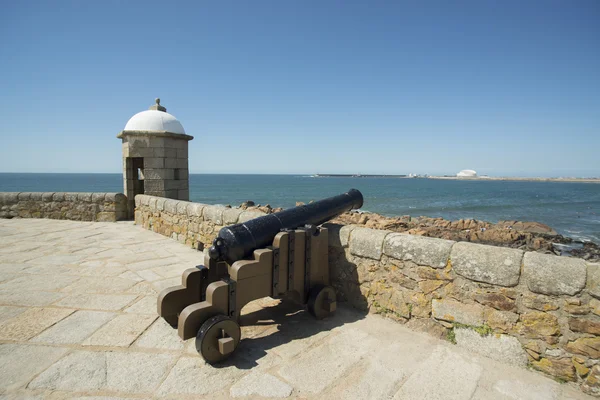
0, 290, 65, 307
54, 293, 138, 311
157, 356, 244, 397
0, 305, 27, 323
105, 352, 176, 393
0, 344, 69, 391
133, 318, 185, 350
83, 314, 157, 347
393, 346, 483, 400
278, 328, 379, 395
0, 307, 74, 340
123, 296, 157, 315
31, 310, 115, 344
28, 351, 107, 391
230, 372, 293, 398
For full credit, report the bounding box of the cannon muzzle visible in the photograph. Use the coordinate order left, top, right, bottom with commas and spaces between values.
209, 189, 363, 264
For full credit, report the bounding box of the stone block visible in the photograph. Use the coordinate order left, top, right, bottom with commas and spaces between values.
474, 292, 515, 311
148, 137, 167, 148
532, 357, 576, 382
96, 212, 116, 222
566, 337, 600, 358
455, 328, 527, 366
165, 180, 187, 191
177, 148, 188, 159
167, 139, 188, 149
518, 311, 560, 338
134, 194, 144, 207
17, 192, 32, 201
143, 157, 164, 169
52, 192, 65, 201
176, 200, 189, 215
178, 168, 189, 180
163, 199, 180, 214
156, 197, 166, 211
484, 309, 518, 332
349, 227, 391, 260
144, 180, 166, 192
178, 189, 189, 200
30, 192, 43, 201
3, 192, 19, 204
587, 263, 600, 299
569, 317, 600, 335
164, 158, 178, 168
129, 147, 154, 158
64, 193, 78, 202
203, 206, 224, 224
187, 202, 204, 217
583, 365, 600, 396
153, 147, 178, 158
42, 192, 55, 202
223, 208, 243, 224
77, 192, 92, 202
523, 252, 586, 296
143, 168, 174, 180
236, 210, 266, 223
90, 193, 105, 203
431, 299, 484, 326
323, 223, 356, 248
383, 233, 454, 268
451, 242, 523, 286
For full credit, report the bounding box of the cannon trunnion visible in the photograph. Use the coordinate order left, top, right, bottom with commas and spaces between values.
157, 189, 363, 363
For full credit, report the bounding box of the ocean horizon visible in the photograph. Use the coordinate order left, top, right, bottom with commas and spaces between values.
1, 172, 599, 244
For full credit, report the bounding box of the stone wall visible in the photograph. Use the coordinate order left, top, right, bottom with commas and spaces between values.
0, 192, 128, 222
134, 194, 600, 395
133, 194, 266, 248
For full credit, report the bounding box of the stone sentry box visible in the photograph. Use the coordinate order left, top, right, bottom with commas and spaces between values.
117, 99, 193, 218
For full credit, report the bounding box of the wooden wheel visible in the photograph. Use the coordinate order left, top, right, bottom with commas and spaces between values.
196, 314, 241, 364
307, 285, 337, 320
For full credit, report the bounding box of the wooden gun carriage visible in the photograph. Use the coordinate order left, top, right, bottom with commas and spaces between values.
157, 189, 363, 363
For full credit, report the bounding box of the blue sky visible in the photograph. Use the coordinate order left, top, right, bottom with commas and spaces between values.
1, 1, 598, 176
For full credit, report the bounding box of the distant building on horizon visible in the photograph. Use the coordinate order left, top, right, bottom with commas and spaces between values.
457, 169, 477, 177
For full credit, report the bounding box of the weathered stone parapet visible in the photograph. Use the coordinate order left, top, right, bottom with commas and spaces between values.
0, 192, 128, 222
134, 194, 266, 248
133, 194, 600, 394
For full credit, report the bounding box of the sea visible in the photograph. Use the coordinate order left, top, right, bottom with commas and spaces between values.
1, 173, 599, 244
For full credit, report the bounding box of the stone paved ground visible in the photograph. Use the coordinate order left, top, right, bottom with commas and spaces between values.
0, 218, 594, 400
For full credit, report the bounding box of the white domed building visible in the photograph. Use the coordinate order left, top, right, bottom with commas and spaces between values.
457, 169, 477, 178
117, 99, 194, 217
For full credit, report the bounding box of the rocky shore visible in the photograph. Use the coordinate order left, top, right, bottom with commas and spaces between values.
236, 201, 600, 262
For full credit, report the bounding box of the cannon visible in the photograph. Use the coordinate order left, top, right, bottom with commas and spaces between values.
157, 189, 363, 363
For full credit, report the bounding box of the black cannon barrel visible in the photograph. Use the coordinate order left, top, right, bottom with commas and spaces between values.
209, 189, 363, 264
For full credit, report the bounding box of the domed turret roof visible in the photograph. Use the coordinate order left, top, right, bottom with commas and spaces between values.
121, 98, 186, 135
124, 110, 186, 134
